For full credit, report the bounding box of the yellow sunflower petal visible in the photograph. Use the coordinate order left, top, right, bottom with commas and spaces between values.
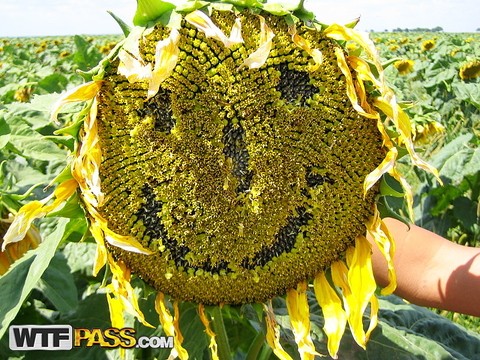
313, 272, 347, 359
347, 55, 381, 88
263, 302, 293, 360
107, 255, 153, 328
148, 29, 181, 99
86, 204, 153, 256
42, 178, 78, 213
286, 281, 320, 360
375, 114, 395, 149
118, 48, 152, 83
155, 293, 189, 360
89, 221, 108, 276
289, 25, 323, 71
331, 260, 350, 295
106, 292, 125, 329
185, 10, 243, 48
388, 166, 414, 221
352, 74, 376, 116
105, 292, 126, 359
373, 97, 412, 141
366, 295, 379, 341
118, 27, 153, 83
173, 301, 185, 345
363, 147, 398, 196
334, 48, 377, 119
72, 98, 104, 207
367, 206, 397, 295
50, 80, 102, 122
240, 15, 275, 70
103, 228, 153, 255
346, 236, 377, 349
373, 98, 442, 185
198, 304, 219, 360
324, 23, 382, 82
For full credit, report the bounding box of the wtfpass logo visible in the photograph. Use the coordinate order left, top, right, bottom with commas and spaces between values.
9, 325, 174, 351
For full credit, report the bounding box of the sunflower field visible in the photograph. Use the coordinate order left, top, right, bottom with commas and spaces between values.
0, 5, 479, 359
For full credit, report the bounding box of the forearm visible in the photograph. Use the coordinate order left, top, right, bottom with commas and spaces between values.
371, 218, 480, 317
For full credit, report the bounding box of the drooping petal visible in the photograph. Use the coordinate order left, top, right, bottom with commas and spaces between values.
118, 27, 153, 83
105, 292, 126, 359
89, 221, 108, 276
375, 114, 395, 149
334, 48, 377, 119
313, 272, 347, 359
373, 98, 442, 185
331, 260, 350, 295
118, 49, 153, 83
103, 229, 153, 255
346, 236, 377, 349
347, 55, 382, 88
72, 98, 104, 208
155, 293, 189, 360
324, 23, 383, 84
388, 166, 414, 221
50, 81, 103, 123
198, 304, 219, 360
367, 205, 397, 295
373, 97, 412, 141
348, 55, 382, 115
173, 301, 186, 350
286, 281, 320, 360
364, 147, 398, 196
107, 255, 153, 328
366, 295, 379, 341
240, 16, 275, 70
42, 178, 78, 212
85, 201, 154, 256
106, 292, 125, 329
148, 28, 181, 99
185, 10, 243, 48
263, 302, 293, 360
289, 25, 323, 72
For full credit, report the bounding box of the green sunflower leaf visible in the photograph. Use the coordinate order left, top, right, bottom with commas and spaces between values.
4, 113, 67, 162
175, 0, 210, 13
0, 115, 10, 150
107, 10, 131, 37
452, 82, 480, 109
133, 0, 176, 26
379, 173, 404, 198
36, 253, 78, 314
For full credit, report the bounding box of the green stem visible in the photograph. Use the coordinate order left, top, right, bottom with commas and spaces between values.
258, 343, 273, 360
210, 306, 232, 360
246, 331, 266, 360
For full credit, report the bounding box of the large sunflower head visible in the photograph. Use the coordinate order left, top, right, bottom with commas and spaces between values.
3, 1, 441, 358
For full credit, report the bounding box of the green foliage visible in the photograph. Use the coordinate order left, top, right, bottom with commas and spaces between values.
0, 31, 479, 359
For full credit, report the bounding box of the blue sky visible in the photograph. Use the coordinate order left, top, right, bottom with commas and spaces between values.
0, 0, 478, 37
